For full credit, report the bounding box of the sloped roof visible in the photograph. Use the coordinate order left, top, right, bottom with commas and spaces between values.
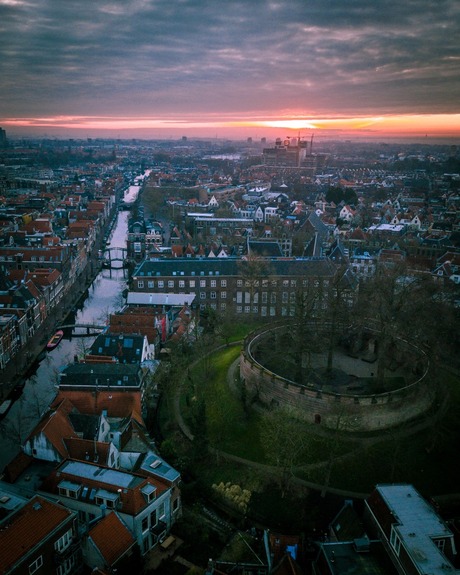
88, 512, 135, 567
54, 390, 144, 424
42, 460, 168, 516
0, 496, 74, 574
64, 438, 111, 465
88, 333, 146, 364
26, 403, 78, 459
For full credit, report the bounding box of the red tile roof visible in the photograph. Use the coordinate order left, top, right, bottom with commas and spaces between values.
42, 461, 168, 515
26, 402, 78, 459
53, 390, 144, 425
88, 512, 135, 566
64, 438, 111, 465
0, 496, 74, 574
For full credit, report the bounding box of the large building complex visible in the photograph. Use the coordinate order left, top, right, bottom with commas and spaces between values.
130, 256, 353, 318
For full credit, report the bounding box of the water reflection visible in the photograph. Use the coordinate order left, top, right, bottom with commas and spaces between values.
0, 206, 134, 469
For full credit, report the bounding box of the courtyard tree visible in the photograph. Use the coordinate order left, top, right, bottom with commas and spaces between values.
323, 265, 356, 374
287, 283, 321, 384
355, 260, 439, 388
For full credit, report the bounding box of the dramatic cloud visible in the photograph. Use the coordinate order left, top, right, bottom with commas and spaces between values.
1, 0, 459, 136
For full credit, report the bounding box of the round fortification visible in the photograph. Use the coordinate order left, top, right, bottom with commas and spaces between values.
240, 323, 431, 431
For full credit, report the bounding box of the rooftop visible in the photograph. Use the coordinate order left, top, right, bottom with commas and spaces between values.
376, 484, 456, 574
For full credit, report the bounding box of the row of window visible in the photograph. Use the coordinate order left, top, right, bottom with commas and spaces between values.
136, 278, 329, 289
137, 279, 228, 289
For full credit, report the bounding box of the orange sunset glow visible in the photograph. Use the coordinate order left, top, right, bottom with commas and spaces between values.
2, 114, 460, 140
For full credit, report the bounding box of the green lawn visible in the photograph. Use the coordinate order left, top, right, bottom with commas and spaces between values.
159, 342, 460, 504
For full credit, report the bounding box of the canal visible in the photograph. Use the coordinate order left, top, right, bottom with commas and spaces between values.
0, 181, 143, 470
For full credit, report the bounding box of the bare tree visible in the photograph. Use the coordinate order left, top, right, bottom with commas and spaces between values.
260, 406, 309, 498
320, 401, 360, 497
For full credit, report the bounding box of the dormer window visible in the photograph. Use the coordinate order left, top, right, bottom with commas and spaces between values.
142, 484, 157, 503
95, 489, 119, 509
58, 480, 81, 499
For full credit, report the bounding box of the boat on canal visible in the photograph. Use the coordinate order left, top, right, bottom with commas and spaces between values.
46, 329, 64, 350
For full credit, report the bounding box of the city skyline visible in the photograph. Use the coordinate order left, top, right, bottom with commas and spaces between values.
1, 0, 460, 141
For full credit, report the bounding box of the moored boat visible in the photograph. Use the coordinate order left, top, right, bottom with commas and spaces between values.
0, 399, 12, 420
46, 329, 64, 350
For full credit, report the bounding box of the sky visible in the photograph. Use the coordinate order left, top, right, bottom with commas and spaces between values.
1, 0, 460, 141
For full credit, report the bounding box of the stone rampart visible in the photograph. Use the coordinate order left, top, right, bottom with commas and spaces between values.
240, 325, 432, 431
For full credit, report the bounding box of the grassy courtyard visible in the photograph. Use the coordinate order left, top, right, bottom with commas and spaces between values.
157, 338, 460, 530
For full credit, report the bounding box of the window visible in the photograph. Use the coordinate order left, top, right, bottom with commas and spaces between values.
434, 539, 445, 552
236, 306, 242, 314
220, 303, 226, 310
173, 497, 180, 512
291, 280, 297, 287
189, 280, 195, 288
390, 526, 401, 556
200, 280, 206, 287
244, 306, 250, 313
237, 279, 243, 287
200, 292, 206, 299
210, 280, 216, 287
148, 281, 154, 288
158, 280, 164, 288
282, 292, 288, 303
168, 280, 174, 288
57, 553, 77, 575
179, 280, 185, 288
262, 292, 267, 304
283, 280, 289, 287
137, 281, 144, 289
210, 291, 216, 299
221, 291, 226, 298
261, 306, 267, 316
220, 279, 227, 287
159, 502, 166, 519
55, 529, 73, 553
134, 242, 142, 253
150, 509, 157, 526
142, 516, 148, 532
29, 556, 43, 574
270, 293, 276, 304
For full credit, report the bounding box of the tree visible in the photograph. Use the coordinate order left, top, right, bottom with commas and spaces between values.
238, 256, 273, 314
286, 285, 321, 384
322, 266, 354, 374
259, 406, 309, 498
320, 401, 359, 497
356, 261, 437, 388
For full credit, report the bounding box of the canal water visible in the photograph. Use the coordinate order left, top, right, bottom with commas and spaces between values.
0, 181, 142, 470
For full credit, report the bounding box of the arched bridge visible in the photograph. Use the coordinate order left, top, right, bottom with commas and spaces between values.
100, 246, 128, 268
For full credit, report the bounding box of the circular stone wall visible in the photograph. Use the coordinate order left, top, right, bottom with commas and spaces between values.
240, 324, 432, 431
